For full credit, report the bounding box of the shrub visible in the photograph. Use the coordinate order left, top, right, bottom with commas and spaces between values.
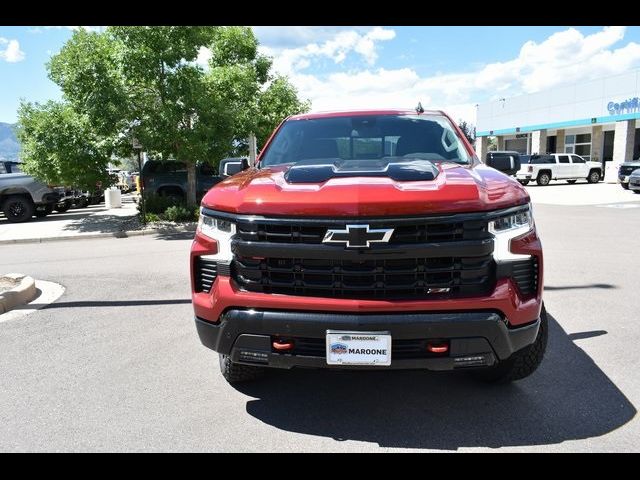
163, 205, 198, 222
142, 193, 182, 214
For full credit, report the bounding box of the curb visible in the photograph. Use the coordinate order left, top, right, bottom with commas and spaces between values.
0, 225, 197, 245
0, 274, 37, 314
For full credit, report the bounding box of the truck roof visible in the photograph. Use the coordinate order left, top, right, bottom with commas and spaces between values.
288, 109, 445, 120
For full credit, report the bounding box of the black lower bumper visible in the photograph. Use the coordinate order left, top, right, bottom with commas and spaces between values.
195, 310, 540, 371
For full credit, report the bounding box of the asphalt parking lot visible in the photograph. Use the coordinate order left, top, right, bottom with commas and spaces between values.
0, 182, 638, 451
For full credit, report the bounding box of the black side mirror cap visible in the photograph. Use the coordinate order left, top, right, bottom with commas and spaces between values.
485, 151, 521, 176
219, 157, 250, 178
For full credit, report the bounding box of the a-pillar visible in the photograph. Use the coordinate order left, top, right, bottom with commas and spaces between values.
475, 136, 488, 161
530, 130, 547, 155
608, 119, 636, 183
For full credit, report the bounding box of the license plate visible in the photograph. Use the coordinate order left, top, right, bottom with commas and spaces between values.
326, 330, 391, 366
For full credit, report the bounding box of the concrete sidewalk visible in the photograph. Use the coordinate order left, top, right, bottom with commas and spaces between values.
0, 195, 195, 244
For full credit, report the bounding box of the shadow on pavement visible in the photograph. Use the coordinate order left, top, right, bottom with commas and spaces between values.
62, 214, 138, 234
235, 312, 635, 450
544, 283, 616, 291
152, 230, 196, 241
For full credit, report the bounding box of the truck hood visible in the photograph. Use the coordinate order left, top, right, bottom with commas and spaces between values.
201, 162, 530, 217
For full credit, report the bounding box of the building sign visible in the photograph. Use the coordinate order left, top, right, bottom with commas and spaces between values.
607, 97, 640, 115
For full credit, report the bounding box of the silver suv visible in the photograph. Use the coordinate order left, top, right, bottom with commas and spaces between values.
0, 169, 60, 223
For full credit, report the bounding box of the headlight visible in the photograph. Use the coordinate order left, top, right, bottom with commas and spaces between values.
197, 211, 236, 261
489, 204, 533, 262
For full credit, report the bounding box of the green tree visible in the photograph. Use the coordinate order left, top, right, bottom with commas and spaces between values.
458, 120, 476, 145
21, 26, 309, 206
16, 101, 114, 190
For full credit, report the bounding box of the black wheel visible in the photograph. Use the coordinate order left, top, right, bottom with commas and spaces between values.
54, 203, 70, 213
518, 180, 530, 186
566, 179, 577, 184
2, 195, 35, 223
35, 204, 53, 218
536, 172, 551, 186
633, 190, 640, 194
587, 170, 601, 183
218, 353, 265, 384
75, 197, 89, 208
622, 183, 630, 190
475, 306, 548, 383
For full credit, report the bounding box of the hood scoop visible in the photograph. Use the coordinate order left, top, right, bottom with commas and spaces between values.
284, 158, 440, 184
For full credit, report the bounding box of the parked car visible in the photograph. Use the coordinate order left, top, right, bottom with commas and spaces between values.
516, 153, 602, 186
141, 160, 223, 202
0, 172, 60, 222
484, 151, 521, 178
191, 109, 546, 385
628, 168, 640, 194
618, 161, 640, 190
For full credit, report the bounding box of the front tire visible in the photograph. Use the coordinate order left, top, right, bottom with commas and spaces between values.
536, 172, 551, 186
622, 183, 630, 190
2, 195, 35, 223
475, 306, 548, 383
218, 353, 265, 384
587, 170, 601, 183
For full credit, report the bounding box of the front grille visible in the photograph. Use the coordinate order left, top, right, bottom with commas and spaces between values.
282, 337, 447, 359
233, 255, 494, 300
225, 212, 499, 301
194, 257, 218, 293
237, 219, 487, 244
511, 257, 539, 296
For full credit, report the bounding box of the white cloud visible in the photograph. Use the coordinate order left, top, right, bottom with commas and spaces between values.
268, 26, 640, 124
0, 38, 25, 62
44, 26, 105, 32
259, 26, 396, 76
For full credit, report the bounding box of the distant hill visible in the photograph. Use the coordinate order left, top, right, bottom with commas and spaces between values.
0, 122, 20, 161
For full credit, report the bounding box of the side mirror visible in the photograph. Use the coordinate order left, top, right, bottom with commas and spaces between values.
485, 152, 521, 176
219, 157, 250, 178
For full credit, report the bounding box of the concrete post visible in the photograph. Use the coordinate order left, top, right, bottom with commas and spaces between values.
475, 136, 488, 161
608, 119, 636, 183
497, 136, 505, 150
531, 130, 547, 155
556, 129, 565, 153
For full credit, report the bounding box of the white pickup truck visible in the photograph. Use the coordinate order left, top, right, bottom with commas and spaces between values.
516, 153, 603, 186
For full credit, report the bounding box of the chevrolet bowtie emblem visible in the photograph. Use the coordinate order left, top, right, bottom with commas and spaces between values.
322, 224, 394, 248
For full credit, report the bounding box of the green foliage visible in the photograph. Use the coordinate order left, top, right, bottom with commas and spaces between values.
16, 101, 114, 190
18, 26, 310, 201
458, 120, 476, 144
163, 205, 198, 222
142, 193, 182, 214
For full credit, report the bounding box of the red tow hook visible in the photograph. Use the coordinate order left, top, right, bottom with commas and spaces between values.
272, 339, 295, 351
427, 342, 449, 354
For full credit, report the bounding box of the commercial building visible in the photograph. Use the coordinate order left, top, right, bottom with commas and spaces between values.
475, 69, 640, 181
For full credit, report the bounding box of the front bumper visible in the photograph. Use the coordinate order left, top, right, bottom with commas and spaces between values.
195, 310, 540, 370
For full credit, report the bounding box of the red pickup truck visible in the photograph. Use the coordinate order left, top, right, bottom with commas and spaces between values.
191, 109, 546, 384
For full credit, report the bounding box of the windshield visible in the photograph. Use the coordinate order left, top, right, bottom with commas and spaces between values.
260, 114, 472, 167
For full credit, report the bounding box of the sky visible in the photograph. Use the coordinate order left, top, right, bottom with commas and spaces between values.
2, 26, 640, 125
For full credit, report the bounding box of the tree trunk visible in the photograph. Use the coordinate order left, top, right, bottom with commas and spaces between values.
186, 161, 197, 206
